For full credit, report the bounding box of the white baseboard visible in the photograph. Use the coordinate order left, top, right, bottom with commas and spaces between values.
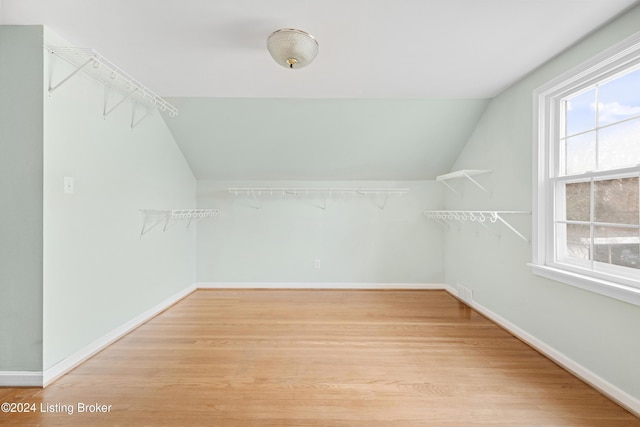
34, 282, 439, 388
455, 292, 640, 417
196, 282, 447, 290
42, 284, 197, 387
444, 283, 459, 296
6, 280, 638, 417
0, 371, 43, 387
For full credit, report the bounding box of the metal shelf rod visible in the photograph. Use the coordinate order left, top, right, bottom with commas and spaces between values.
228, 187, 409, 211
423, 210, 530, 242
228, 187, 409, 196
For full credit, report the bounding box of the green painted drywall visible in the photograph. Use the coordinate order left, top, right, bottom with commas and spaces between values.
445, 5, 640, 400
42, 27, 197, 369
197, 180, 444, 284
0, 26, 44, 372
165, 98, 490, 181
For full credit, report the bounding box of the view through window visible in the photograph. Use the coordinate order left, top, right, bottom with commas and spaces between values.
557, 66, 640, 276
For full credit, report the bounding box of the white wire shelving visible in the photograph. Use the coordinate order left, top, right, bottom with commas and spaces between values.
227, 187, 409, 210
139, 209, 218, 237
423, 210, 530, 242
45, 46, 178, 128
436, 169, 492, 195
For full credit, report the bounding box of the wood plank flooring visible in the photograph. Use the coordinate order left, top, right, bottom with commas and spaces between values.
1, 289, 638, 426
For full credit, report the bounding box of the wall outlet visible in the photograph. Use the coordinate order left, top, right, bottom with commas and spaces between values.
314, 259, 321, 269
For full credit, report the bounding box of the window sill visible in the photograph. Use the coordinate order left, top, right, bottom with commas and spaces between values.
528, 263, 640, 307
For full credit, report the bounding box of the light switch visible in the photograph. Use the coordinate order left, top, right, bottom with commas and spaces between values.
64, 176, 74, 194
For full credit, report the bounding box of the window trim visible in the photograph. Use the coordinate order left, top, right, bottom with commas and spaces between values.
532, 31, 640, 307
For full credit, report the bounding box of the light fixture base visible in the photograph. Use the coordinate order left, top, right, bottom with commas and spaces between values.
267, 29, 318, 70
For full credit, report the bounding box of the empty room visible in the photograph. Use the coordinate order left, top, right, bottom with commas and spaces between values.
1, 1, 640, 425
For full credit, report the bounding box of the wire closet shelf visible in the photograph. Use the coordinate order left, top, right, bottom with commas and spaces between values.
45, 46, 178, 118
228, 187, 410, 210
436, 169, 492, 195
139, 209, 218, 237
423, 210, 530, 242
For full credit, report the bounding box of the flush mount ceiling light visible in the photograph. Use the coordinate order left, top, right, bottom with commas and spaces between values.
267, 29, 319, 69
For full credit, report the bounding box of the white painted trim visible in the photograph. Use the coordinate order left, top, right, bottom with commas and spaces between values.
529, 263, 640, 307
195, 282, 446, 290
454, 292, 640, 417
444, 283, 458, 296
0, 371, 43, 387
532, 30, 640, 308
42, 284, 196, 387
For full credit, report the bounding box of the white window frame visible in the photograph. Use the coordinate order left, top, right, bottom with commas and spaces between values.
532, 31, 640, 307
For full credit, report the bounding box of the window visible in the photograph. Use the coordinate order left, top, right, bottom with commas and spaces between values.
533, 32, 640, 306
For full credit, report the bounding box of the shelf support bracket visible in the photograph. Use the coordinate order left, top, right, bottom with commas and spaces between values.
462, 172, 491, 194
439, 180, 461, 196
48, 56, 94, 97
251, 189, 261, 209
476, 219, 501, 238
378, 193, 391, 210
103, 86, 139, 119
131, 103, 152, 130
494, 213, 528, 242
140, 216, 152, 238
140, 214, 163, 238
162, 213, 172, 232
312, 193, 327, 210
433, 218, 450, 229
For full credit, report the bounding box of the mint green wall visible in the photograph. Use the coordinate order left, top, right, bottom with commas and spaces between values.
445, 5, 640, 400
197, 180, 444, 284
42, 28, 197, 369
0, 26, 44, 372
165, 98, 490, 181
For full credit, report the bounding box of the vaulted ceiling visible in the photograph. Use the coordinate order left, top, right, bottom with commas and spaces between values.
2, 0, 637, 180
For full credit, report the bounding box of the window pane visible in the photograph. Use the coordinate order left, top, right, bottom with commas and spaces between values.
598, 118, 640, 170
566, 181, 591, 221
597, 67, 640, 126
593, 226, 640, 269
593, 177, 639, 225
565, 131, 596, 174
565, 88, 596, 136
562, 223, 591, 261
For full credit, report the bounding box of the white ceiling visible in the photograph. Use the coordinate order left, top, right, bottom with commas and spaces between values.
2, 1, 638, 180
2, 0, 637, 98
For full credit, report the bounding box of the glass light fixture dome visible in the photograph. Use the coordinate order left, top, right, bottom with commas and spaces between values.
267, 29, 319, 69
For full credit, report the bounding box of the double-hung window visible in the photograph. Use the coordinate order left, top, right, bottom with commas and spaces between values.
533, 32, 640, 306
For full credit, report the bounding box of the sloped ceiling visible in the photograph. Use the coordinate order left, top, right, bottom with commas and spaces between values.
2, 0, 638, 180
165, 98, 489, 180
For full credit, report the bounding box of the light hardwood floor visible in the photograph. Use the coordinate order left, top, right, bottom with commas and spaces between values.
1, 289, 638, 426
